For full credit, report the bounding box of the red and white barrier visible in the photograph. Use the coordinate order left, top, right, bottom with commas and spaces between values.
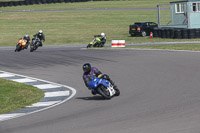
111, 40, 125, 47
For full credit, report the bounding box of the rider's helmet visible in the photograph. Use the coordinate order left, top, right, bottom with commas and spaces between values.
101, 33, 105, 38
83, 63, 91, 73
38, 30, 43, 36
23, 34, 29, 40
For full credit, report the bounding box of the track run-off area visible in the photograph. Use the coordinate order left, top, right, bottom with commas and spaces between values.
0, 45, 200, 133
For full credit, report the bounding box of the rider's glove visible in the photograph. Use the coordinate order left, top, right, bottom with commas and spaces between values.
98, 74, 103, 78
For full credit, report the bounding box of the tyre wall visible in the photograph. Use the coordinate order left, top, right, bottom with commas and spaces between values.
0, 0, 107, 7
153, 28, 200, 39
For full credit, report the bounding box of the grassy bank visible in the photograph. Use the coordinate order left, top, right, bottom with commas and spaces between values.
0, 78, 44, 114
125, 43, 200, 51
0, 0, 199, 47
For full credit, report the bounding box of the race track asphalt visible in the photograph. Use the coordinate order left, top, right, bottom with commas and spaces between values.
0, 46, 200, 133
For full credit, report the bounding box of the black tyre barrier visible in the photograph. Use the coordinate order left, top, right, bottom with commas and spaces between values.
8, 2, 13, 6
57, 0, 65, 3
0, 0, 94, 7
46, 0, 54, 4
169, 29, 175, 39
158, 29, 162, 38
64, 0, 71, 2
40, 0, 48, 4
19, 1, 25, 6
2, 2, 9, 7
166, 29, 170, 38
30, 0, 36, 5
181, 29, 188, 39
194, 29, 200, 38
153, 29, 158, 37
188, 29, 195, 39
161, 29, 166, 38
154, 28, 200, 39
174, 29, 182, 39
35, 0, 41, 4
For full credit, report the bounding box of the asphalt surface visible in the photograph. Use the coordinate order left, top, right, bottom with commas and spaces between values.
0, 46, 200, 133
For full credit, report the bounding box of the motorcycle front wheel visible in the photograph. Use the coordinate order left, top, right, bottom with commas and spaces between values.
30, 45, 34, 52
15, 44, 22, 52
97, 85, 112, 100
87, 44, 92, 48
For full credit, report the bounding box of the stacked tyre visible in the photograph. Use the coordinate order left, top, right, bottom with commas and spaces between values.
153, 28, 158, 37
181, 29, 188, 39
174, 29, 182, 39
195, 29, 200, 38
188, 29, 195, 39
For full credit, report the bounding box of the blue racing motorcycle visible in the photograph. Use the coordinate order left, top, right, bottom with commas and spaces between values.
87, 74, 119, 99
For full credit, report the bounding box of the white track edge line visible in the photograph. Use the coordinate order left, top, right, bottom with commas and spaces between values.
0, 70, 76, 122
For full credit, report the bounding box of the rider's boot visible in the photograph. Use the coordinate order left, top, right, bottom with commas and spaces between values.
91, 90, 97, 95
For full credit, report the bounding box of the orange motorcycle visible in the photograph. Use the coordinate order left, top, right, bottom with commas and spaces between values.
15, 38, 27, 52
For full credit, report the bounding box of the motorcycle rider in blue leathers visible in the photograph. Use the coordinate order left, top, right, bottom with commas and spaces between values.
82, 63, 120, 95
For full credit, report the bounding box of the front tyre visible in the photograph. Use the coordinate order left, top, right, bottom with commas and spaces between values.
97, 86, 112, 100
15, 44, 22, 52
114, 89, 120, 96
87, 44, 92, 48
30, 44, 34, 52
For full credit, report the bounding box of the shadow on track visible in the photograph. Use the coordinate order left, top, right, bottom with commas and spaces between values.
76, 96, 106, 101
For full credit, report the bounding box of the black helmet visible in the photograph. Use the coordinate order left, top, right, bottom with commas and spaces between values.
23, 34, 29, 40
83, 63, 91, 73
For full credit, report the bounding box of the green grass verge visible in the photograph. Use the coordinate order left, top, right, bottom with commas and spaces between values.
0, 0, 199, 47
124, 43, 200, 51
0, 78, 44, 114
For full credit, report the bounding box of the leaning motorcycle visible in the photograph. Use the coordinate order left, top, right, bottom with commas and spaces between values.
15, 38, 27, 52
87, 74, 120, 99
87, 36, 104, 48
30, 36, 41, 52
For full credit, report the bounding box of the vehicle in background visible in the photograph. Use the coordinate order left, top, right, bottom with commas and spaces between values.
129, 22, 158, 37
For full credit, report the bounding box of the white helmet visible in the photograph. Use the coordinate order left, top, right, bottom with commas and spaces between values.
38, 30, 43, 34
101, 32, 105, 37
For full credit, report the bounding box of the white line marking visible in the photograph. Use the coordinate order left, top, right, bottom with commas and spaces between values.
0, 70, 76, 122
0, 73, 15, 78
45, 91, 70, 97
33, 84, 61, 89
0, 113, 24, 121
27, 101, 61, 107
12, 78, 37, 83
